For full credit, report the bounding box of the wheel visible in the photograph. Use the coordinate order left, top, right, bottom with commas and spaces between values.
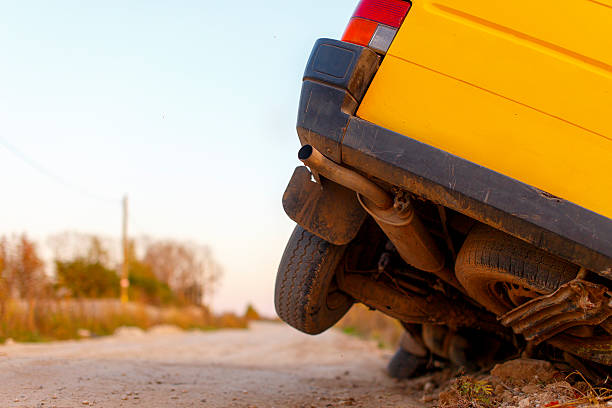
275, 225, 354, 334
455, 224, 579, 315
387, 348, 427, 379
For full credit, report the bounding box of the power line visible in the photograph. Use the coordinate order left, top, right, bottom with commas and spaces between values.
0, 136, 119, 205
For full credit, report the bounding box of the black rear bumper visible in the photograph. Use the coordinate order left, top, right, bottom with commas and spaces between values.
293, 38, 612, 276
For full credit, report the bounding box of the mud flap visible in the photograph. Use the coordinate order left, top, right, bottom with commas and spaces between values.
282, 166, 366, 245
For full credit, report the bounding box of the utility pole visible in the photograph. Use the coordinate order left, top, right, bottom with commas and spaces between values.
120, 195, 129, 304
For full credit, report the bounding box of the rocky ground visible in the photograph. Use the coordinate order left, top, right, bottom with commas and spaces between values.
409, 357, 608, 408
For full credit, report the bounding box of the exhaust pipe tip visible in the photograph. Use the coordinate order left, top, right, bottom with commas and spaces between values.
298, 145, 313, 161
297, 144, 393, 210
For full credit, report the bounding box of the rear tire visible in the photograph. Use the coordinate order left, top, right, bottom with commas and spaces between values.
455, 224, 579, 315
275, 226, 353, 334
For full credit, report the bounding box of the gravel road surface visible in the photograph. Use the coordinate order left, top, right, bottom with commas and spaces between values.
0, 322, 420, 407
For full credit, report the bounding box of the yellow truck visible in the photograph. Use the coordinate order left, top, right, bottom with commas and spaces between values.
276, 0, 611, 379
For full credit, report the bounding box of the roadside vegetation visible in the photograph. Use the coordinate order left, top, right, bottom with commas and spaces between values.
0, 233, 246, 343
336, 303, 405, 349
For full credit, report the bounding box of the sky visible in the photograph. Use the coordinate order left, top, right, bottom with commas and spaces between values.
0, 0, 358, 316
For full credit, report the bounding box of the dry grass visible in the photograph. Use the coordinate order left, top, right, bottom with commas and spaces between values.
438, 366, 612, 408
546, 371, 612, 408
336, 304, 405, 349
0, 299, 247, 343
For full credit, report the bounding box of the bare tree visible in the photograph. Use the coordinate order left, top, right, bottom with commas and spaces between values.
0, 237, 7, 314
0, 235, 49, 330
8, 235, 47, 299
143, 240, 222, 306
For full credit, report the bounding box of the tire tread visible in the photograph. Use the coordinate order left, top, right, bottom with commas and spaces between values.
456, 224, 578, 314
275, 226, 352, 334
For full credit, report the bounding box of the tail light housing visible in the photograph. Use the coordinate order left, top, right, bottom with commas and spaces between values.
342, 0, 411, 54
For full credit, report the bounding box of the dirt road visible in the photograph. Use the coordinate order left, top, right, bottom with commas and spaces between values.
0, 322, 421, 407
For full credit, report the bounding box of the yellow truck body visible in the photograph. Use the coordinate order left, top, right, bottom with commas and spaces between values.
357, 0, 612, 219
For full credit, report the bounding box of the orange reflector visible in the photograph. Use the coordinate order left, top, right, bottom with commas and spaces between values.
342, 18, 378, 47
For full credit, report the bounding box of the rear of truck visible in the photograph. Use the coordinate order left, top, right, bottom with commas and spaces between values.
277, 0, 612, 374
356, 0, 612, 222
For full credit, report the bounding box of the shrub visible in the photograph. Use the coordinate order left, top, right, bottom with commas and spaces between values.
128, 260, 176, 306
56, 259, 119, 298
244, 303, 261, 321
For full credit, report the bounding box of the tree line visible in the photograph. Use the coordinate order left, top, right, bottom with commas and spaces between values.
0, 233, 222, 308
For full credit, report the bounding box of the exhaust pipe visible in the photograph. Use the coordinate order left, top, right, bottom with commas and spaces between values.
298, 145, 453, 279
298, 145, 393, 210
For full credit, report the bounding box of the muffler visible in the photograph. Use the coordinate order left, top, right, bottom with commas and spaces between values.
298, 145, 459, 287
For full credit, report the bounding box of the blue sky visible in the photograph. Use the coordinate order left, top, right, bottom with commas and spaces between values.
0, 0, 357, 315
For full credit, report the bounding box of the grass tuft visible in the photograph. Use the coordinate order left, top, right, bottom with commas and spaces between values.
440, 376, 497, 408
543, 371, 612, 408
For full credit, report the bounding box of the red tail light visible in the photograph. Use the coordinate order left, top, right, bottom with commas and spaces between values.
342, 0, 411, 54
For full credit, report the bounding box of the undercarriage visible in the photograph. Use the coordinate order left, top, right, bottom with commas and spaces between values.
276, 145, 612, 382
